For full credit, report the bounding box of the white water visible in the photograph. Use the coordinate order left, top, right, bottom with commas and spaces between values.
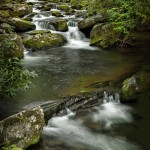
43, 92, 139, 150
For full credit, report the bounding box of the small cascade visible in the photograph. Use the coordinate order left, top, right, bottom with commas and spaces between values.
66, 20, 86, 40
35, 21, 56, 30
93, 91, 133, 128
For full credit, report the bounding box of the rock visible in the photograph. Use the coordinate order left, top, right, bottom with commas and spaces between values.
0, 4, 32, 17
58, 4, 70, 11
41, 3, 54, 11
122, 76, 139, 101
23, 30, 67, 50
0, 34, 24, 59
49, 0, 60, 3
38, 18, 68, 32
90, 23, 118, 48
23, 12, 37, 21
10, 18, 36, 32
51, 10, 62, 17
78, 15, 107, 37
0, 106, 45, 149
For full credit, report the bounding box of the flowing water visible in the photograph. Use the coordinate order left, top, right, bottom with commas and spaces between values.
1, 1, 150, 150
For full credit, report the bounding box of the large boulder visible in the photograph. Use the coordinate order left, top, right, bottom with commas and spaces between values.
0, 34, 24, 59
90, 23, 119, 48
0, 106, 45, 149
0, 4, 32, 17
23, 30, 67, 50
78, 15, 107, 37
121, 72, 150, 102
10, 18, 36, 32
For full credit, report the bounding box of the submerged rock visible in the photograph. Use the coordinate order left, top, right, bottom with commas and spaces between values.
0, 34, 24, 58
23, 30, 67, 50
0, 106, 45, 149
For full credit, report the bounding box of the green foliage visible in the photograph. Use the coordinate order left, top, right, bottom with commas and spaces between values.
2, 141, 23, 150
0, 58, 37, 97
87, 0, 150, 47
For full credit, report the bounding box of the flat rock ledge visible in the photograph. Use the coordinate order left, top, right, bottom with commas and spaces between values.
0, 106, 45, 149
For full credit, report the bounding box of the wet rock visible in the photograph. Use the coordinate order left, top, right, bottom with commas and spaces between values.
0, 4, 32, 17
78, 15, 107, 37
0, 106, 45, 149
23, 12, 37, 21
0, 10, 10, 18
10, 18, 36, 32
41, 3, 54, 11
0, 34, 24, 58
23, 30, 67, 50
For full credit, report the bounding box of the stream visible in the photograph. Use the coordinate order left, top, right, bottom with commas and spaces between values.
1, 0, 150, 150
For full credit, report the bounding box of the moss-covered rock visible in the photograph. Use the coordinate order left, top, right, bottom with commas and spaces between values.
121, 72, 150, 102
51, 10, 62, 17
41, 3, 54, 11
0, 4, 32, 17
0, 106, 45, 149
78, 15, 107, 37
58, 4, 70, 11
90, 23, 119, 48
10, 18, 35, 32
0, 34, 24, 59
23, 30, 67, 50
48, 0, 60, 3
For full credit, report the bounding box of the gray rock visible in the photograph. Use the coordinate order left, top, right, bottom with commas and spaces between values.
0, 106, 45, 149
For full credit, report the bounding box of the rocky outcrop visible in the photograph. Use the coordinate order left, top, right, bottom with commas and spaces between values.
23, 30, 67, 50
0, 34, 24, 58
0, 106, 45, 149
78, 15, 107, 37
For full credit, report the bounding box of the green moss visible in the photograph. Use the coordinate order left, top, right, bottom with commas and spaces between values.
11, 18, 35, 32
23, 33, 67, 50
48, 0, 60, 3
0, 10, 10, 18
28, 30, 51, 35
58, 4, 70, 11
51, 11, 62, 17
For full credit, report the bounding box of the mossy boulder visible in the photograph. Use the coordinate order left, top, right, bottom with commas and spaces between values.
41, 3, 54, 11
10, 18, 35, 32
78, 15, 107, 37
90, 23, 119, 48
51, 10, 62, 17
23, 12, 37, 21
58, 4, 70, 11
0, 106, 45, 149
121, 72, 150, 102
0, 4, 32, 17
0, 34, 24, 59
23, 30, 67, 50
